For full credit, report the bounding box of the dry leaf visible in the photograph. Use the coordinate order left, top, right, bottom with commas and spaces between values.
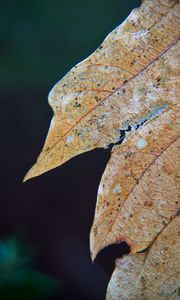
24, 0, 180, 181
106, 216, 180, 300
90, 107, 180, 259
24, 0, 180, 299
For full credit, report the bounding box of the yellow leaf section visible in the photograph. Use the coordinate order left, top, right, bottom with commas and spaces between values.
24, 0, 180, 181
90, 106, 180, 260
106, 216, 180, 300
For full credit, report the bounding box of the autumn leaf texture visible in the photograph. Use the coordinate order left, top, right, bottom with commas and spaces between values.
24, 0, 180, 299
106, 217, 180, 300
90, 108, 180, 259
24, 0, 179, 181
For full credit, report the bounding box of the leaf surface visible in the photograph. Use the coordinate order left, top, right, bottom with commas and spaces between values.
90, 106, 180, 259
106, 216, 180, 300
24, 0, 180, 181
24, 0, 180, 298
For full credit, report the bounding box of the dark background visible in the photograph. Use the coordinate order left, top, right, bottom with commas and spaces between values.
1, 1, 140, 299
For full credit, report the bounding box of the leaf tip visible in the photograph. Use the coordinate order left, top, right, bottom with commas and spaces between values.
90, 250, 97, 262
23, 172, 31, 183
23, 163, 39, 183
90, 227, 102, 262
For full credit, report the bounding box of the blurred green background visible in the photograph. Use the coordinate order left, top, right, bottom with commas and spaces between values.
0, 237, 59, 300
0, 1, 140, 299
1, 0, 140, 91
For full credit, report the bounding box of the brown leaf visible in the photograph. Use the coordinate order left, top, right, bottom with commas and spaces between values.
24, 0, 180, 298
106, 216, 180, 300
24, 0, 180, 181
90, 106, 180, 259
